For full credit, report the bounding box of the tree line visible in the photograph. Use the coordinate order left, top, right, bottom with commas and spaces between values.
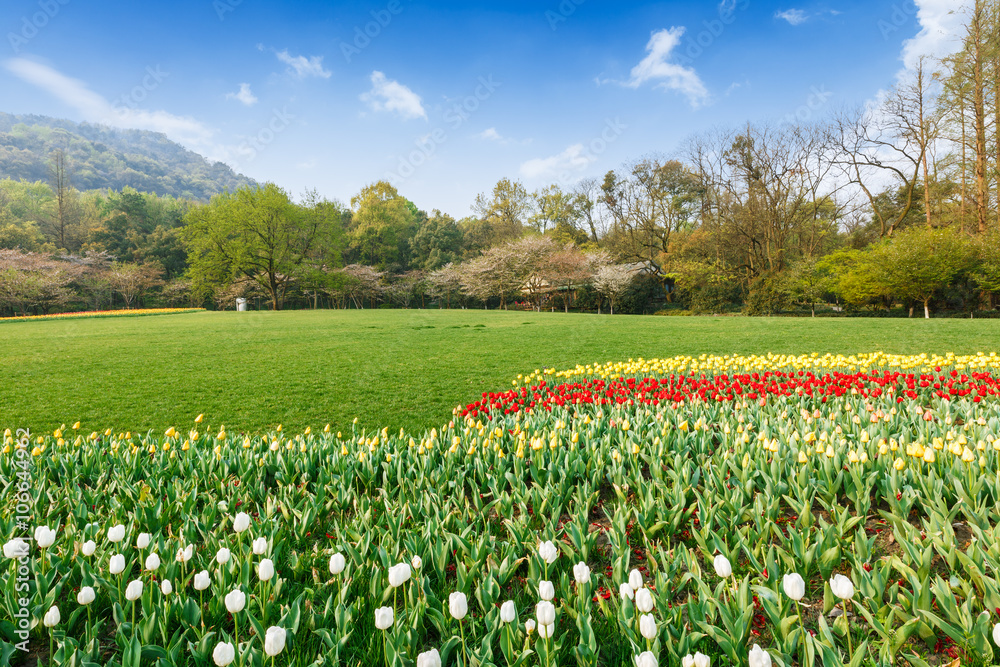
3, 2, 1000, 318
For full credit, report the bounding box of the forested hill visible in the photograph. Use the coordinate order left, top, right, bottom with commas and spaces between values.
0, 112, 256, 201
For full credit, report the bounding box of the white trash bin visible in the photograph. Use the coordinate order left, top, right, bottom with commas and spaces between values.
236, 298, 248, 312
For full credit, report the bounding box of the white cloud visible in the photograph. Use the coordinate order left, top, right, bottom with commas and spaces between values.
360, 71, 426, 120
275, 50, 331, 79
479, 127, 503, 141
3, 58, 215, 149
624, 27, 708, 107
899, 0, 971, 72
226, 82, 258, 106
775, 9, 808, 25
520, 144, 596, 181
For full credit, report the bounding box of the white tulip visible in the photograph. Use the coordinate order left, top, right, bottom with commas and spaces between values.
176, 545, 193, 563
144, 553, 161, 571
639, 613, 657, 640
217, 501, 228, 513
713, 555, 732, 578
258, 558, 275, 582
993, 622, 1000, 648
500, 600, 516, 623
264, 626, 286, 657
682, 656, 694, 667
693, 652, 710, 667
417, 648, 442, 667
34, 526, 56, 549
748, 644, 772, 667
783, 573, 805, 601
411, 555, 422, 570
216, 547, 231, 564
136, 533, 151, 549
329, 553, 346, 575
525, 619, 536, 634
194, 570, 211, 591
620, 582, 635, 600
538, 622, 554, 638
629, 568, 643, 591
829, 574, 855, 600
125, 579, 143, 601
635, 587, 654, 613
43, 605, 60, 627
107, 524, 126, 543
539, 580, 555, 601
224, 588, 246, 613
374, 606, 394, 630
573, 562, 591, 584
109, 553, 125, 575
232, 512, 251, 533
536, 600, 555, 625
77, 586, 96, 605
3, 538, 28, 558
635, 651, 658, 667
212, 641, 235, 666
388, 563, 411, 588
537, 540, 559, 564
449, 591, 468, 620
161, 579, 173, 595
252, 537, 268, 555
81, 540, 96, 557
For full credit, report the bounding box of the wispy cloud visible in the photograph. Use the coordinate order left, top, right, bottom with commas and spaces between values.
775, 9, 809, 25
899, 0, 971, 72
275, 50, 331, 79
226, 82, 258, 106
620, 27, 708, 108
520, 144, 596, 180
3, 58, 215, 149
360, 71, 426, 120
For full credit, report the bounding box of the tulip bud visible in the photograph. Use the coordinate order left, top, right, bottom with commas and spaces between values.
411, 555, 422, 570
217, 501, 229, 512
573, 562, 591, 584
125, 579, 143, 601
500, 600, 516, 623
629, 568, 643, 591
225, 588, 246, 613
145, 553, 161, 571
216, 547, 231, 564
107, 524, 126, 543
713, 555, 732, 578
374, 606, 394, 630
829, 574, 855, 600
537, 540, 558, 564
82, 540, 96, 557
783, 573, 805, 601
161, 579, 173, 595
635, 588, 654, 613
388, 563, 412, 588
525, 619, 536, 634
635, 651, 658, 667
258, 558, 275, 582
77, 586, 96, 605
536, 600, 555, 625
538, 580, 555, 601
252, 537, 268, 555
136, 533, 151, 549
233, 512, 251, 533
194, 570, 211, 591
417, 649, 442, 667
449, 591, 468, 620
43, 605, 60, 627
748, 644, 772, 667
264, 626, 286, 657
639, 613, 657, 640
109, 553, 126, 575
34, 526, 56, 549
620, 582, 634, 600
213, 641, 235, 666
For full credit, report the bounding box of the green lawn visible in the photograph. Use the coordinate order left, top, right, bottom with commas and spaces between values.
2, 309, 999, 435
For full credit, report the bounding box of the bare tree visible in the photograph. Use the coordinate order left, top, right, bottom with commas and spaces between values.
108, 262, 163, 309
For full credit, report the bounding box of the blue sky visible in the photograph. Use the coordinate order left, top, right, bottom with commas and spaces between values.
0, 0, 967, 217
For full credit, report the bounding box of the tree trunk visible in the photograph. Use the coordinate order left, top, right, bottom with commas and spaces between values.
923, 299, 930, 319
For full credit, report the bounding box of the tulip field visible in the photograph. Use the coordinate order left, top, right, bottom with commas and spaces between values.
5, 351, 1000, 666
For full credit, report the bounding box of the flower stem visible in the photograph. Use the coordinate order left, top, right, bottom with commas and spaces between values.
844, 600, 853, 659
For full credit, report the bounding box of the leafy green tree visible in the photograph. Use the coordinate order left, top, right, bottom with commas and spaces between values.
183, 183, 320, 310
818, 248, 892, 310
472, 177, 529, 244
411, 211, 464, 271
879, 226, 976, 318
348, 181, 415, 269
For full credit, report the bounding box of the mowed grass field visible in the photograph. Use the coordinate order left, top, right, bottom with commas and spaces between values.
2, 308, 999, 435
